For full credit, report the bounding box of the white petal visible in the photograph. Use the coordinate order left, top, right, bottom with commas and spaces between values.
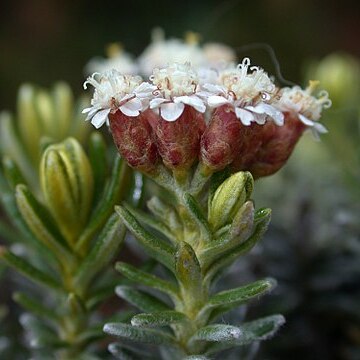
253, 113, 267, 125
82, 107, 93, 114
160, 102, 185, 121
298, 113, 315, 126
256, 103, 284, 125
208, 95, 230, 108
235, 107, 254, 125
120, 98, 142, 117
91, 109, 110, 129
150, 98, 168, 109
174, 95, 206, 113
310, 123, 327, 141
202, 83, 227, 94
134, 82, 157, 98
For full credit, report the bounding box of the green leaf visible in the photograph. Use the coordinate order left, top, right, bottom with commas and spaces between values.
126, 205, 176, 244
204, 208, 271, 284
76, 156, 129, 253
175, 242, 205, 311
13, 292, 58, 320
2, 156, 27, 189
183, 193, 212, 243
131, 311, 187, 327
20, 313, 65, 349
74, 214, 125, 290
0, 248, 62, 290
198, 278, 276, 321
15, 184, 74, 264
116, 205, 175, 272
198, 201, 254, 268
103, 322, 176, 346
205, 315, 285, 355
0, 111, 35, 185
88, 132, 107, 204
108, 343, 158, 360
115, 286, 170, 313
147, 196, 183, 237
115, 262, 180, 302
183, 357, 210, 360
108, 344, 137, 360
189, 324, 242, 343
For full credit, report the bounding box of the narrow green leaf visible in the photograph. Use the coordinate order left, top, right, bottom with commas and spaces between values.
108, 344, 137, 360
104, 322, 176, 346
13, 292, 58, 320
115, 262, 179, 302
74, 214, 125, 290
108, 343, 158, 360
0, 172, 56, 261
115, 286, 170, 313
183, 356, 210, 360
2, 156, 27, 189
147, 196, 183, 237
199, 201, 254, 268
126, 205, 176, 244
76, 156, 129, 252
0, 248, 62, 290
15, 184, 74, 264
131, 310, 187, 327
0, 111, 35, 185
204, 208, 271, 284
20, 313, 65, 349
175, 242, 205, 311
88, 131, 107, 203
189, 324, 242, 343
205, 315, 285, 355
198, 278, 276, 321
67, 293, 86, 316
0, 218, 19, 243
183, 193, 212, 242
116, 205, 175, 272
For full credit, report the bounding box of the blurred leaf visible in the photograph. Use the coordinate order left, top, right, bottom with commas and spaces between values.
13, 292, 58, 321
15, 184, 74, 264
74, 214, 125, 291
0, 249, 62, 290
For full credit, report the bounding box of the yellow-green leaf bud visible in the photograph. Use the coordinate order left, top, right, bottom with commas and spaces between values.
40, 138, 94, 245
208, 171, 253, 231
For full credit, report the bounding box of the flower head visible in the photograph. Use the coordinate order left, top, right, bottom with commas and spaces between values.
149, 63, 206, 121
276, 81, 332, 137
82, 70, 156, 128
85, 43, 138, 75
203, 58, 284, 126
138, 29, 206, 76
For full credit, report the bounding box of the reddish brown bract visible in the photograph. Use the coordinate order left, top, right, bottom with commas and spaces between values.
200, 105, 245, 171
153, 105, 206, 171
233, 112, 306, 178
109, 109, 159, 173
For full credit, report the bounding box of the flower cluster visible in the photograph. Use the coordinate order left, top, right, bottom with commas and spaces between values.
83, 48, 331, 179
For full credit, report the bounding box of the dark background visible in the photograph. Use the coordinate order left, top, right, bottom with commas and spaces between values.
0, 0, 359, 110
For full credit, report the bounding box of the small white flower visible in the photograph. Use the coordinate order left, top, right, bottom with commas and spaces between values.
203, 58, 284, 126
85, 51, 138, 76
82, 69, 156, 128
138, 29, 207, 77
149, 63, 206, 121
276, 81, 332, 137
203, 42, 237, 65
